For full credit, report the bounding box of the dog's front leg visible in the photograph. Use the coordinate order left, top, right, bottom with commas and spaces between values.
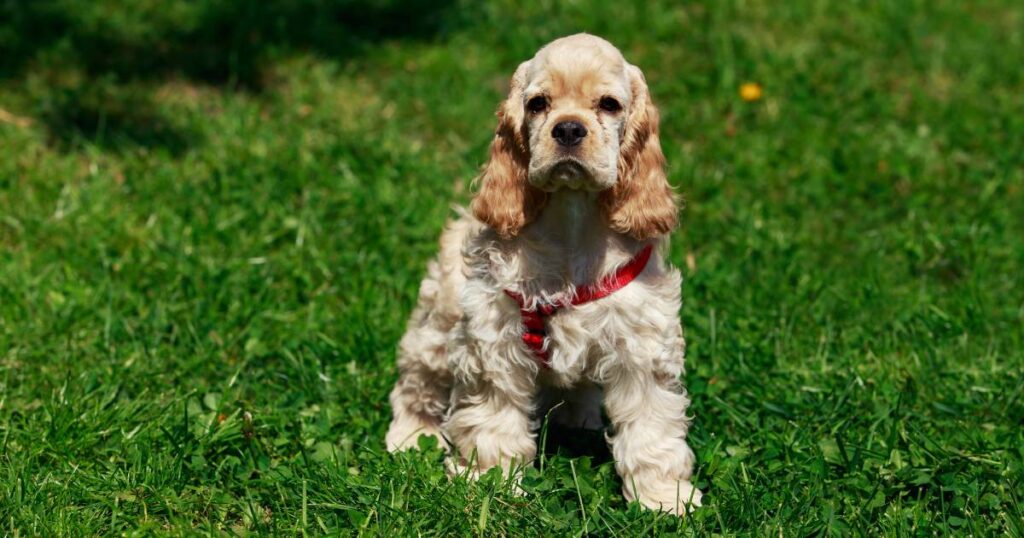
601, 330, 702, 514
443, 322, 538, 480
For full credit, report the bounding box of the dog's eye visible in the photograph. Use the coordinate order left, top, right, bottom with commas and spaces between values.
526, 96, 549, 114
599, 96, 622, 113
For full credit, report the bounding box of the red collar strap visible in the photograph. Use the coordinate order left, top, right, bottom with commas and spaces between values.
504, 244, 654, 367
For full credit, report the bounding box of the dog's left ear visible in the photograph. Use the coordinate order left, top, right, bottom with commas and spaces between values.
600, 65, 678, 240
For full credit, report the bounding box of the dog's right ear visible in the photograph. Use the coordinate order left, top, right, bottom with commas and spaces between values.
471, 61, 547, 239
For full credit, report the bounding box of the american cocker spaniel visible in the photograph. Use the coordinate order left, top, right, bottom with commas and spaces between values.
385, 33, 701, 514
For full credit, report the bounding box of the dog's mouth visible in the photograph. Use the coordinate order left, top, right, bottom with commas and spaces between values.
532, 159, 600, 192
551, 160, 588, 182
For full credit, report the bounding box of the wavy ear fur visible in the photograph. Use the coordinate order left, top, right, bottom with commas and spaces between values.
600, 65, 678, 240
471, 61, 547, 239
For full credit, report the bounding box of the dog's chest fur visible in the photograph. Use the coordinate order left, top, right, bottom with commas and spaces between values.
466, 190, 671, 387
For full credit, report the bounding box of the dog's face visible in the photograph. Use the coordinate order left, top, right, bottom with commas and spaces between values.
521, 38, 632, 192
472, 34, 677, 240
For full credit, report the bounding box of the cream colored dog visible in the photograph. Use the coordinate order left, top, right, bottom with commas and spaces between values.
385, 33, 701, 514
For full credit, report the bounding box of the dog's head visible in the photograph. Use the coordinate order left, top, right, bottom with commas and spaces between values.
471, 33, 677, 240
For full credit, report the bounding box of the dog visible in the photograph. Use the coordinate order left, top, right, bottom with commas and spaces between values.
385, 33, 701, 514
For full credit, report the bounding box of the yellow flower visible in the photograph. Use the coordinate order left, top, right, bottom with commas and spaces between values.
739, 82, 763, 102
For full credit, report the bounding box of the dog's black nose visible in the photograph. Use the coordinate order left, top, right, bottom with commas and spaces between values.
551, 121, 587, 147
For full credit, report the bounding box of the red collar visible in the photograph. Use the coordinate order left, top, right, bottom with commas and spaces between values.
504, 244, 654, 366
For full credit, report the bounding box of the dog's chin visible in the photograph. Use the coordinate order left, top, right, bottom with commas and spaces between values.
530, 160, 610, 192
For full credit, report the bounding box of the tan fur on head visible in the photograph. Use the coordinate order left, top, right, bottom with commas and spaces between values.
600, 65, 678, 240
473, 35, 677, 241
471, 61, 548, 239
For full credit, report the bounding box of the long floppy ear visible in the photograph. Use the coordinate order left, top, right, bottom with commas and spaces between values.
600, 64, 678, 240
471, 61, 547, 239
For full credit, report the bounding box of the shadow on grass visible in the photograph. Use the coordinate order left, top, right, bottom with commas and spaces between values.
0, 0, 459, 153
540, 424, 613, 465
28, 78, 198, 154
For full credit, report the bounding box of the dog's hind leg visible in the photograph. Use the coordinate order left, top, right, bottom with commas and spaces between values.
385, 282, 453, 451
386, 219, 473, 451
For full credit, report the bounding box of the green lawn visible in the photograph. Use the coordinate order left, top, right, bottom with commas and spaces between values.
1, 0, 1023, 535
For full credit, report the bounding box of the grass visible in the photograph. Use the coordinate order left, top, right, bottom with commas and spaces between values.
1, 0, 1022, 534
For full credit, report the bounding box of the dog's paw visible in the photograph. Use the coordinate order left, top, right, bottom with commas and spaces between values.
445, 457, 528, 496
385, 420, 445, 452
444, 456, 481, 480
624, 479, 702, 515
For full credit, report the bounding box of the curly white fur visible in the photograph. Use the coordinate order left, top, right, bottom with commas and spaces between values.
386, 34, 701, 515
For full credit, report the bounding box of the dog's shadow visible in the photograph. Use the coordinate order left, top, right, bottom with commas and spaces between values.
537, 422, 612, 465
